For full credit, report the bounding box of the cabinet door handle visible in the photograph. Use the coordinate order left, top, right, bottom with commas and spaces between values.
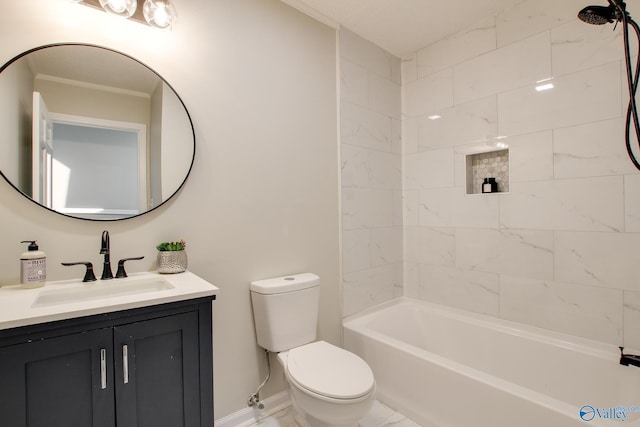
122, 345, 129, 384
100, 349, 107, 390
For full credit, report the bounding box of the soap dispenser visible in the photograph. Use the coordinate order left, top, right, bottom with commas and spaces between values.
20, 240, 46, 288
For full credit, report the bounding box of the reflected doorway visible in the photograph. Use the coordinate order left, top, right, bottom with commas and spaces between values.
51, 120, 146, 217
32, 92, 147, 220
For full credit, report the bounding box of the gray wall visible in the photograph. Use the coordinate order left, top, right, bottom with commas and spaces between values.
0, 58, 34, 193
0, 0, 340, 419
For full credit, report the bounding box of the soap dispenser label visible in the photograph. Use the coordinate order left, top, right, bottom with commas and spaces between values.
21, 258, 46, 283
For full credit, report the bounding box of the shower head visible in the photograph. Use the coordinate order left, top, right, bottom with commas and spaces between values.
578, 0, 628, 25
578, 5, 616, 24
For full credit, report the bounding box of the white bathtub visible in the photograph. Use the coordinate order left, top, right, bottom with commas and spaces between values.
343, 297, 640, 427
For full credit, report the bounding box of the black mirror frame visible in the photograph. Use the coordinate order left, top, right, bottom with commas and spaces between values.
0, 43, 196, 222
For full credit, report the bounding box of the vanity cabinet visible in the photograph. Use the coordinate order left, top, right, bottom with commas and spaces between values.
0, 297, 213, 427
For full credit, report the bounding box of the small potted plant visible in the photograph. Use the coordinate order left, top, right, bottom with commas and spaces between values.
156, 239, 187, 274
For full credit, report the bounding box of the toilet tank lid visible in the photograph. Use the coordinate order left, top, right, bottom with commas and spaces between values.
250, 273, 319, 295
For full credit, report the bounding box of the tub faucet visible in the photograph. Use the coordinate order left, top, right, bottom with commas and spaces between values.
100, 230, 113, 280
619, 347, 640, 368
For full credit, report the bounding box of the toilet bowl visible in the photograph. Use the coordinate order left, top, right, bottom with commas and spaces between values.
250, 273, 376, 427
278, 341, 375, 427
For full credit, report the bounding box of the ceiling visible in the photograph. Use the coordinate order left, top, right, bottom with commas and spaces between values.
281, 0, 525, 58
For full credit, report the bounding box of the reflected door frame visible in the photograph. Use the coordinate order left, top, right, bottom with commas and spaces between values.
32, 92, 53, 207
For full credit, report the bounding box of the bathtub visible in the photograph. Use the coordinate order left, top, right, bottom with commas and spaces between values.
343, 297, 640, 427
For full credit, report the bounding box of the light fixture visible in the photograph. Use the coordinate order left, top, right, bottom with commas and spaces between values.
99, 0, 137, 18
70, 0, 176, 30
428, 114, 442, 120
143, 0, 177, 30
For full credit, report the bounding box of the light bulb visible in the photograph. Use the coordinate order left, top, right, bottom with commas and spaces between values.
143, 0, 177, 30
99, 0, 137, 18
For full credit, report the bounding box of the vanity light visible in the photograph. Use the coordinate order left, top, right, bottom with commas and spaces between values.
99, 0, 137, 18
428, 114, 442, 120
70, 0, 177, 30
143, 0, 177, 30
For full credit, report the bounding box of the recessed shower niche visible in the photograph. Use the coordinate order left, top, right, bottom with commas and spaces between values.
465, 149, 510, 195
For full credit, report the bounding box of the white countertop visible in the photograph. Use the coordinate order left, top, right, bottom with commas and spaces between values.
0, 271, 218, 331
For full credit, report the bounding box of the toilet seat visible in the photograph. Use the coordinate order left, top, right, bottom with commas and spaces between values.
286, 341, 375, 400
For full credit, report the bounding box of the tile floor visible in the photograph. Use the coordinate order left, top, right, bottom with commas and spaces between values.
248, 400, 421, 427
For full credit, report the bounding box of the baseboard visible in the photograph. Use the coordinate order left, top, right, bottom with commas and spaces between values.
215, 391, 291, 427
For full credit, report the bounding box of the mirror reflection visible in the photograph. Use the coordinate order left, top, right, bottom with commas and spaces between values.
0, 44, 195, 220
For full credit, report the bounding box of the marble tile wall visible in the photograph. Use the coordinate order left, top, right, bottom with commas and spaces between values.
340, 29, 402, 317
402, 0, 640, 348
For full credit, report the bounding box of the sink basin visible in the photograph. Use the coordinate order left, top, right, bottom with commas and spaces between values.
32, 278, 174, 307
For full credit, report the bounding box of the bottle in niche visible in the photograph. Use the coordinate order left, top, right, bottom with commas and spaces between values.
482, 177, 498, 194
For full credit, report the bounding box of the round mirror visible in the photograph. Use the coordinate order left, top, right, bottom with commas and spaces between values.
0, 43, 195, 221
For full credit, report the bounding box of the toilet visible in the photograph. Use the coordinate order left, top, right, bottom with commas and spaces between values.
250, 273, 375, 427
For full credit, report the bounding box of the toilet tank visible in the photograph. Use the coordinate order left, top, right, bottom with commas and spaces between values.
250, 273, 320, 353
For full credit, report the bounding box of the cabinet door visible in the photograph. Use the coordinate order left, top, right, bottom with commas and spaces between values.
0, 328, 115, 427
114, 311, 200, 427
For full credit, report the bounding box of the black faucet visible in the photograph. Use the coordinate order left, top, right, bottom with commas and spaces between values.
100, 230, 113, 280
63, 232, 144, 282
619, 347, 640, 367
